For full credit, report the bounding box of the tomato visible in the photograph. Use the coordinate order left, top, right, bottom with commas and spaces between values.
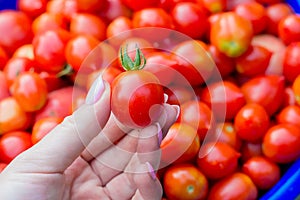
75, 0, 106, 13
197, 142, 240, 180
161, 123, 199, 165
266, 3, 293, 36
277, 105, 300, 128
207, 172, 258, 200
65, 34, 100, 73
278, 14, 300, 45
179, 100, 215, 140
17, 0, 47, 18
32, 13, 68, 35
235, 44, 272, 77
241, 75, 285, 116
197, 0, 227, 14
262, 123, 300, 164
164, 86, 194, 106
0, 97, 31, 135
31, 117, 63, 144
98, 0, 132, 23
215, 122, 242, 150
242, 156, 281, 190
46, 0, 78, 22
70, 13, 107, 41
241, 141, 263, 162
283, 42, 300, 83
234, 103, 270, 142
11, 72, 48, 112
12, 44, 34, 60
0, 46, 8, 70
171, 2, 209, 39
201, 80, 246, 121
0, 72, 10, 101
0, 163, 7, 173
210, 11, 253, 57
0, 11, 32, 55
0, 131, 32, 164
122, 0, 161, 11
33, 29, 71, 73
234, 2, 267, 34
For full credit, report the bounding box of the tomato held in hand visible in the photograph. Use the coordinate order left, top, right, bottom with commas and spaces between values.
111, 46, 164, 128
163, 164, 209, 200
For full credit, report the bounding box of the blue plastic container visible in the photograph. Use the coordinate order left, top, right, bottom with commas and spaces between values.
0, 0, 300, 199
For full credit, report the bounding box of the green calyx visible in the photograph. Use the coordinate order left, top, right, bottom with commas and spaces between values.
119, 44, 146, 71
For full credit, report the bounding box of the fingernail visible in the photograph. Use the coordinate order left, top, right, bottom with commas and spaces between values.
85, 75, 105, 105
172, 105, 180, 121
164, 93, 168, 103
146, 162, 157, 181
156, 123, 163, 146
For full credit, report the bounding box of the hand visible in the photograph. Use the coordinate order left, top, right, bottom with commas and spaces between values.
0, 77, 179, 200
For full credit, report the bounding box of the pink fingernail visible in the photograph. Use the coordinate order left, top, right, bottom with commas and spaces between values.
146, 162, 157, 181
164, 93, 168, 103
85, 75, 105, 105
156, 123, 163, 146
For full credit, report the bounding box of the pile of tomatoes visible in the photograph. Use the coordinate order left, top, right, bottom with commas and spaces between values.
1, 0, 300, 199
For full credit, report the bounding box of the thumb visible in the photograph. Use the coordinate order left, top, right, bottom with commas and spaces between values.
9, 76, 111, 173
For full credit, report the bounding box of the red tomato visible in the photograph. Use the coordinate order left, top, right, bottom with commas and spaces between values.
0, 163, 7, 172
31, 117, 63, 144
207, 172, 258, 200
201, 81, 246, 121
234, 103, 270, 142
32, 13, 68, 35
12, 44, 34, 60
283, 42, 300, 83
98, 0, 132, 23
179, 100, 215, 140
197, 0, 227, 14
277, 105, 300, 128
171, 2, 209, 39
33, 29, 71, 73
197, 142, 240, 180
0, 131, 32, 163
241, 141, 263, 162
210, 11, 253, 57
0, 46, 8, 70
46, 0, 78, 22
215, 122, 242, 150
0, 11, 32, 55
0, 97, 31, 134
75, 0, 105, 13
17, 0, 47, 18
234, 2, 267, 34
242, 156, 281, 190
241, 75, 285, 116
278, 14, 300, 45
262, 123, 300, 163
122, 0, 161, 11
0, 71, 10, 101
164, 86, 194, 106
163, 164, 208, 200
11, 72, 48, 112
160, 123, 200, 165
70, 13, 107, 41
235, 45, 272, 77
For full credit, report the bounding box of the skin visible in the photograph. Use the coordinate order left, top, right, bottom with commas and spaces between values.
0, 81, 178, 200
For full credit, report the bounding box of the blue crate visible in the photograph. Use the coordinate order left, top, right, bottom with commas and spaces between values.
0, 0, 300, 199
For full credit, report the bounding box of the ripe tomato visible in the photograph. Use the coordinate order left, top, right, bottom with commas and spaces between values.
215, 122, 242, 150
70, 13, 107, 41
17, 0, 47, 18
0, 71, 10, 101
11, 72, 48, 112
242, 156, 281, 190
197, 142, 240, 180
262, 123, 300, 163
0, 97, 31, 134
122, 0, 161, 11
278, 14, 300, 45
277, 105, 300, 128
171, 2, 209, 39
32, 13, 68, 35
0, 11, 32, 55
241, 75, 285, 116
98, 0, 132, 23
0, 46, 8, 70
283, 42, 300, 83
163, 164, 209, 200
0, 131, 32, 163
210, 11, 253, 57
207, 172, 258, 200
201, 80, 246, 121
234, 103, 270, 142
241, 141, 263, 162
161, 123, 200, 165
46, 0, 78, 22
31, 117, 63, 144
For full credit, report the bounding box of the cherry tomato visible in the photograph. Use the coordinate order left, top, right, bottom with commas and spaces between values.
210, 11, 253, 57
241, 141, 263, 162
0, 97, 31, 134
0, 71, 10, 101
234, 2, 267, 34
171, 2, 209, 39
0, 11, 32, 55
122, 0, 161, 11
283, 42, 300, 83
70, 13, 107, 41
17, 0, 47, 18
262, 123, 300, 163
46, 0, 78, 22
163, 164, 209, 200
31, 117, 63, 144
201, 80, 246, 121
11, 72, 48, 112
207, 172, 258, 200
234, 103, 270, 142
0, 131, 32, 164
12, 44, 34, 60
242, 156, 281, 190
32, 13, 68, 35
278, 14, 300, 45
215, 122, 242, 150
98, 0, 132, 23
0, 163, 7, 173
197, 142, 240, 180
241, 75, 285, 116
0, 46, 8, 70
164, 86, 194, 106
197, 0, 227, 14
277, 105, 300, 128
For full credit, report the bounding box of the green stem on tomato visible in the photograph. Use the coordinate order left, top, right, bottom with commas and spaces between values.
119, 44, 146, 71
